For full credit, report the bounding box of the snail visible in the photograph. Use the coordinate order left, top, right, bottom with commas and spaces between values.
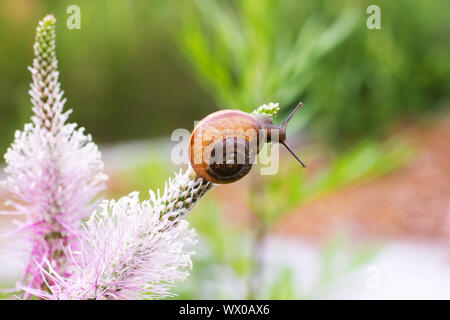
189, 102, 306, 184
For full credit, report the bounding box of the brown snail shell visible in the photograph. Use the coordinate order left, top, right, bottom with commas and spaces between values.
188, 103, 306, 184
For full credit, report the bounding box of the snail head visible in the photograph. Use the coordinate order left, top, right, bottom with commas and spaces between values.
256, 101, 306, 168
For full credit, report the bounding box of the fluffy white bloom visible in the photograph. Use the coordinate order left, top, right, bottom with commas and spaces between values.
30, 168, 211, 300
252, 102, 280, 118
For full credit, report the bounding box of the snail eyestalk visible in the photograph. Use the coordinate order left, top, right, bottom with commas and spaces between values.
281, 101, 303, 129
280, 101, 307, 168
281, 141, 307, 168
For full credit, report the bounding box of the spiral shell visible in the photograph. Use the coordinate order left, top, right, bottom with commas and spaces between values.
189, 110, 265, 184
188, 102, 306, 184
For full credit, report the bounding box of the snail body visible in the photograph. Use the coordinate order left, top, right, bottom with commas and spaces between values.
189, 102, 306, 184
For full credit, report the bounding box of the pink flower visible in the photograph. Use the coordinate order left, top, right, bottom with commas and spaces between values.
30, 170, 210, 300
1, 15, 107, 295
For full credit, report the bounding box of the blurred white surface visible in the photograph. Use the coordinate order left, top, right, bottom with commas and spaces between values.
261, 236, 450, 299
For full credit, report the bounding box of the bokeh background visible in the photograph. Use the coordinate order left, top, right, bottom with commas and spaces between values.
1, 0, 449, 299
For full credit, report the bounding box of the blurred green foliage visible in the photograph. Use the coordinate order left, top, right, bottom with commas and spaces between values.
108, 152, 175, 200
250, 137, 412, 227
179, 0, 358, 110
1, 0, 448, 154
179, 0, 450, 146
0, 0, 213, 155
307, 0, 450, 145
